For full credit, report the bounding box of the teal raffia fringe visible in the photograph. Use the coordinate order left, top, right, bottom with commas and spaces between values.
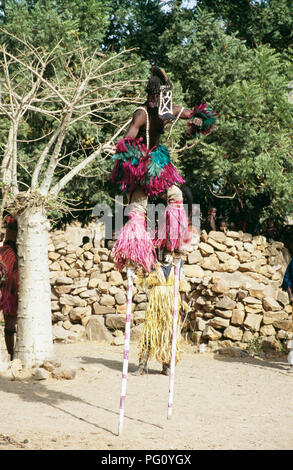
188, 103, 218, 138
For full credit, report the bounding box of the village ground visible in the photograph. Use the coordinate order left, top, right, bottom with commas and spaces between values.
1, 340, 293, 451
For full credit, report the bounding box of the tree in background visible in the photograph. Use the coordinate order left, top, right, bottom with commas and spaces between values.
0, 32, 140, 366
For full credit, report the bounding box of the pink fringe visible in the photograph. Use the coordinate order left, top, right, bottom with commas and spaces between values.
154, 200, 191, 251
111, 211, 157, 273
144, 163, 185, 197
110, 137, 185, 196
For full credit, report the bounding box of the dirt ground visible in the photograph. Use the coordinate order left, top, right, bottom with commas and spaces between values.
1, 340, 293, 451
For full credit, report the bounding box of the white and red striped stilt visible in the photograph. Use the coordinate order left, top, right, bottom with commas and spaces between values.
118, 266, 135, 435
167, 256, 181, 420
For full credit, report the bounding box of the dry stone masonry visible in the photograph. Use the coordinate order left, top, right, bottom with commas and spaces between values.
48, 228, 292, 354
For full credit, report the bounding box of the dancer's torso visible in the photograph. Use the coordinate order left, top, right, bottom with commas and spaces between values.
136, 106, 169, 148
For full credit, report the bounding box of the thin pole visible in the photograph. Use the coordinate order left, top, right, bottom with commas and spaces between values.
288, 305, 293, 371
118, 266, 134, 435
167, 256, 180, 419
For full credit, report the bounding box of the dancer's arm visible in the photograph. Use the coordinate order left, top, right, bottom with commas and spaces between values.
173, 105, 202, 126
125, 109, 147, 140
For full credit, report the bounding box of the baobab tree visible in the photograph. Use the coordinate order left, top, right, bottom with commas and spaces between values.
0, 31, 139, 367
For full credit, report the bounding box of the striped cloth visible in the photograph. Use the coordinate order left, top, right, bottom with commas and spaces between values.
282, 260, 293, 291
0, 242, 18, 316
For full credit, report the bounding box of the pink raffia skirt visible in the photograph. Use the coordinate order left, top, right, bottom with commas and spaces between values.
154, 200, 191, 252
111, 211, 157, 273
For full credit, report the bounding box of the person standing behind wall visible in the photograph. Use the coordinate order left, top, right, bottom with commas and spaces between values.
0, 216, 18, 360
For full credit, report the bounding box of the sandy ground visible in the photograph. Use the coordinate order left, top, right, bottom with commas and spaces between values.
1, 341, 293, 451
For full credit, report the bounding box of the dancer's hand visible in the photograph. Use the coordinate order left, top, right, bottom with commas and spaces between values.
192, 117, 202, 127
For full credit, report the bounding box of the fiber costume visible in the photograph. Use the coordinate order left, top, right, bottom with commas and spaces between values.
110, 132, 185, 198
155, 185, 191, 252
111, 187, 157, 273
110, 66, 217, 198
136, 262, 190, 368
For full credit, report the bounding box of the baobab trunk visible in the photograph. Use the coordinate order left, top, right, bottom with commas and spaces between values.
15, 206, 53, 367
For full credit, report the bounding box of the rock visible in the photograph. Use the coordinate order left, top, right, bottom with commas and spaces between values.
195, 317, 209, 331
92, 303, 115, 315
243, 242, 254, 253
59, 295, 87, 307
190, 331, 202, 345
115, 292, 127, 305
209, 317, 230, 329
112, 336, 125, 346
207, 237, 226, 252
262, 311, 288, 325
277, 290, 290, 306
243, 296, 262, 305
242, 330, 257, 343
272, 320, 293, 332
211, 280, 230, 294
226, 231, 240, 239
54, 285, 73, 295
260, 324, 276, 336
109, 271, 124, 286
237, 251, 251, 263
105, 313, 134, 330
33, 368, 50, 380
220, 258, 240, 273
201, 254, 220, 271
50, 261, 61, 271
261, 336, 282, 352
49, 252, 61, 261
262, 297, 282, 312
51, 301, 61, 312
130, 323, 144, 342
116, 304, 135, 315
42, 359, 62, 371
69, 306, 91, 323
218, 347, 244, 357
52, 324, 68, 342
208, 231, 227, 244
133, 293, 147, 303
215, 252, 232, 263
100, 294, 115, 307
52, 368, 77, 380
96, 280, 109, 294
198, 242, 214, 256
88, 278, 99, 289
202, 326, 222, 341
188, 251, 202, 264
243, 314, 262, 332
134, 311, 146, 325
62, 320, 73, 330
84, 316, 113, 342
231, 308, 245, 325
100, 262, 115, 272
245, 305, 263, 314
225, 237, 235, 247
223, 325, 243, 341
215, 297, 236, 310
184, 265, 204, 278
214, 309, 233, 319
79, 289, 98, 299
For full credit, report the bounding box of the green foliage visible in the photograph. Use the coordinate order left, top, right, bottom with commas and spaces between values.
0, 0, 292, 230
245, 334, 263, 356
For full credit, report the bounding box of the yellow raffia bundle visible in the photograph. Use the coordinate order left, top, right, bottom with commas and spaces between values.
136, 265, 189, 365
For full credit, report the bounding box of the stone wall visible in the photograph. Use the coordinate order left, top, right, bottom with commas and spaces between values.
48, 228, 293, 353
